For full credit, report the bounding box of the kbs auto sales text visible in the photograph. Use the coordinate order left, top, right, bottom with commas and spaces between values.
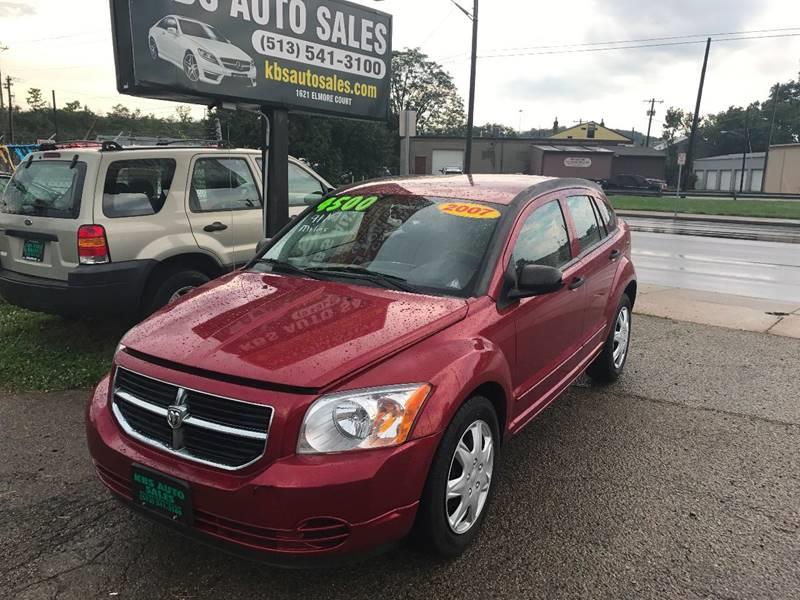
172, 0, 389, 56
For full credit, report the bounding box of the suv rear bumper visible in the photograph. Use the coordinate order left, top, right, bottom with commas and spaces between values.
0, 260, 157, 317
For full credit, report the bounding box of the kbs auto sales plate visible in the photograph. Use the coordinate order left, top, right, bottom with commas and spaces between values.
132, 465, 194, 525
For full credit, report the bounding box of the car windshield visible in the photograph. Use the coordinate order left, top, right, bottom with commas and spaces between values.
254, 195, 506, 297
1, 160, 86, 219
179, 20, 228, 42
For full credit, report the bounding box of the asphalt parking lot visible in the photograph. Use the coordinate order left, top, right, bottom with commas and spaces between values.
1, 315, 798, 600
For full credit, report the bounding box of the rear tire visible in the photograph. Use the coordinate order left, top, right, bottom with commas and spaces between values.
587, 294, 632, 383
415, 396, 499, 557
143, 268, 210, 317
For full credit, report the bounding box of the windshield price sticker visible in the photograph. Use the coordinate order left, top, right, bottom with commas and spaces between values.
438, 203, 501, 220
316, 195, 379, 213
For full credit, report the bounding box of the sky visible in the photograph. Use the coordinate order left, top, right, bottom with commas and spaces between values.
1, 0, 800, 138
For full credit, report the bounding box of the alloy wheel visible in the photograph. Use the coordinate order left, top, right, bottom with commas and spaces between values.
445, 420, 494, 535
149, 38, 158, 60
612, 306, 631, 369
168, 286, 195, 305
183, 54, 199, 82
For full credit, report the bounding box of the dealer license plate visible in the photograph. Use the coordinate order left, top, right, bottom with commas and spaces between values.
131, 465, 193, 525
22, 239, 45, 262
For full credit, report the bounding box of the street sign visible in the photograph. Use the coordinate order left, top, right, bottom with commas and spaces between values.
677, 152, 687, 166
109, 0, 392, 121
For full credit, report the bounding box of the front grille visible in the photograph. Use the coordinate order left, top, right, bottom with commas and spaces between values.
220, 58, 250, 72
112, 367, 273, 470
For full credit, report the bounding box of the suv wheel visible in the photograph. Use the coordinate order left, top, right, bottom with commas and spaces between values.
415, 396, 499, 557
587, 294, 632, 383
183, 52, 199, 82
144, 268, 210, 317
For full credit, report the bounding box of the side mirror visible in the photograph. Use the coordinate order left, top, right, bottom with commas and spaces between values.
255, 238, 272, 256
508, 264, 563, 300
167, 26, 178, 35
303, 190, 324, 205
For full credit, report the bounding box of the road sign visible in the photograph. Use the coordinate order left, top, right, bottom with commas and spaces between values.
678, 152, 687, 166
110, 0, 392, 121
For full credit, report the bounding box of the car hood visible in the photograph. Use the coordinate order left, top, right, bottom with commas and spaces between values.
122, 272, 469, 390
186, 36, 251, 61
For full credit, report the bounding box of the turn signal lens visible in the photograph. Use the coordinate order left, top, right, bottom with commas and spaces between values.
78, 225, 110, 265
298, 384, 432, 455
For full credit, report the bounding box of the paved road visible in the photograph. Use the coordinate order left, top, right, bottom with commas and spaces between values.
1, 316, 798, 599
625, 215, 800, 245
632, 231, 800, 303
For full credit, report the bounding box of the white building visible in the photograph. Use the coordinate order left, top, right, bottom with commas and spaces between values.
693, 152, 766, 193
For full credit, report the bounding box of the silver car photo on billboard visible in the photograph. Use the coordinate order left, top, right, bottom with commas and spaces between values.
148, 15, 257, 87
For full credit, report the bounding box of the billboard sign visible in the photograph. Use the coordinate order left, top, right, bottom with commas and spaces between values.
110, 0, 392, 121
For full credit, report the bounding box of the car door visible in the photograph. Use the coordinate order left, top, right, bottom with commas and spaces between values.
159, 16, 180, 63
504, 196, 587, 423
563, 194, 621, 349
186, 154, 259, 270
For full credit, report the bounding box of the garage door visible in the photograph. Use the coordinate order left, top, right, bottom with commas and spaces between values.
432, 150, 465, 175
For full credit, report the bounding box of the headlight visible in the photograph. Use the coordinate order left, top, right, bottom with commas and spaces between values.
298, 384, 432, 455
197, 48, 219, 65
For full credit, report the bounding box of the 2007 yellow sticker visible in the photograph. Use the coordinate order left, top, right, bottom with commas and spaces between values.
438, 202, 501, 219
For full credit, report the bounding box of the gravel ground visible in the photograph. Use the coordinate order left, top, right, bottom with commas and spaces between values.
1, 315, 798, 600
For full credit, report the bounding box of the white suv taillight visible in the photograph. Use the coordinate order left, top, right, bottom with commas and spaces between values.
78, 225, 110, 265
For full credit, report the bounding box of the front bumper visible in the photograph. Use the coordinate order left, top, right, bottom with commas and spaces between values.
0, 260, 156, 317
86, 366, 439, 563
199, 64, 257, 86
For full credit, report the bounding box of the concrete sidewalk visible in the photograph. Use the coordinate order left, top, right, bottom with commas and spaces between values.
634, 283, 800, 339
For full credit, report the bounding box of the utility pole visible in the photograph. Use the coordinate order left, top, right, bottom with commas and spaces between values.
643, 98, 663, 147
739, 111, 751, 195
460, 0, 479, 175
52, 90, 59, 140
683, 37, 712, 191
4, 76, 14, 144
762, 82, 781, 193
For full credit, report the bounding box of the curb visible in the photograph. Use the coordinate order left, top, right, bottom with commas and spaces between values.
617, 210, 800, 228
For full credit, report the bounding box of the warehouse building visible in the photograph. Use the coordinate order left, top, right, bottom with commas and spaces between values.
408, 136, 665, 181
693, 152, 765, 192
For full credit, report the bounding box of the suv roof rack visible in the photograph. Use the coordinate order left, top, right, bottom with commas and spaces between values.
96, 139, 232, 152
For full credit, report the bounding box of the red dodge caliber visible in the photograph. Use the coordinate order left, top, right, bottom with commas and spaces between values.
87, 175, 636, 563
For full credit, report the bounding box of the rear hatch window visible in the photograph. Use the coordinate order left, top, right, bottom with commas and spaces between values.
1, 160, 87, 219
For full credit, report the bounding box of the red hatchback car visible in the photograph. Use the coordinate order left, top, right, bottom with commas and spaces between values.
87, 175, 636, 562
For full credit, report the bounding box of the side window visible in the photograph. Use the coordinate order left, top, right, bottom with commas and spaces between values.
288, 163, 324, 207
566, 195, 603, 252
190, 158, 261, 213
103, 159, 176, 218
510, 200, 572, 270
593, 197, 617, 233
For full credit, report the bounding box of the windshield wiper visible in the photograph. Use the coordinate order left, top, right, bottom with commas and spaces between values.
255, 258, 322, 280
306, 266, 415, 292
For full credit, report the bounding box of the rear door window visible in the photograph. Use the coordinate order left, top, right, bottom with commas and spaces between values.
190, 157, 262, 213
566, 195, 603, 253
102, 159, 176, 218
1, 160, 86, 219
288, 162, 325, 207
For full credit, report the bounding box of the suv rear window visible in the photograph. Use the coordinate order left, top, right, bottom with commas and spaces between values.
103, 159, 177, 218
1, 160, 86, 219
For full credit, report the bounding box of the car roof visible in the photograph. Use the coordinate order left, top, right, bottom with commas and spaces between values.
339, 174, 597, 206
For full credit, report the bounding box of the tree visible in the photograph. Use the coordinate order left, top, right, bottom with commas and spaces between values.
661, 107, 694, 146
391, 48, 465, 134
473, 123, 519, 138
63, 100, 82, 113
26, 88, 47, 111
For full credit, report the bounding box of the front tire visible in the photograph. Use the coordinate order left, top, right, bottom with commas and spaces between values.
587, 293, 632, 383
415, 396, 499, 557
183, 52, 199, 82
148, 37, 158, 60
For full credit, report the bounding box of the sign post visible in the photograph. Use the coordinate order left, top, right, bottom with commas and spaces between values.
109, 0, 393, 236
675, 152, 686, 216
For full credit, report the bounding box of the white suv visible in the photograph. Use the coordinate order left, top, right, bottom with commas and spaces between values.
0, 143, 331, 318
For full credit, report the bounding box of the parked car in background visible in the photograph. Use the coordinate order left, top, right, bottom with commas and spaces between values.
601, 174, 664, 193
148, 15, 257, 87
0, 143, 331, 319
440, 166, 464, 175
87, 174, 636, 563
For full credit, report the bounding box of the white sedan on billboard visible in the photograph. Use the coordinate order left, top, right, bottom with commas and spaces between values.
148, 15, 257, 87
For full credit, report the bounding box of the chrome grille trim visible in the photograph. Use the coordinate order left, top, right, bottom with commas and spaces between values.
111, 366, 273, 471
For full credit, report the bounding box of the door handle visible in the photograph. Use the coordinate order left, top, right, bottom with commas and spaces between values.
203, 222, 228, 233
569, 276, 586, 291
610, 249, 622, 261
